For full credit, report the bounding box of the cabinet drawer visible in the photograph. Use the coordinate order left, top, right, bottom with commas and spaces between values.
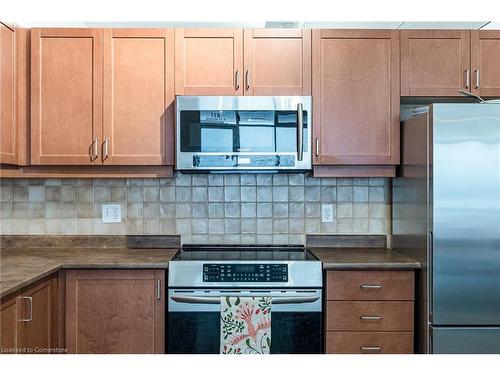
326, 271, 414, 301
326, 332, 414, 354
326, 301, 414, 331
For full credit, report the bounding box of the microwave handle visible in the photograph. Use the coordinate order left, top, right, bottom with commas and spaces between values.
297, 103, 304, 161
170, 295, 319, 305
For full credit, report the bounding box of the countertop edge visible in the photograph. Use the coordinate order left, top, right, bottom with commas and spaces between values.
0, 247, 178, 300
321, 262, 421, 270
0, 264, 63, 299
1, 262, 172, 300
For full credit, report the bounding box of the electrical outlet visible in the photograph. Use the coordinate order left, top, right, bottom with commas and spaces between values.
321, 204, 333, 223
102, 204, 121, 223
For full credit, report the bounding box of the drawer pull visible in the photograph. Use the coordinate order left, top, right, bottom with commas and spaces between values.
360, 315, 382, 321
360, 284, 382, 289
360, 346, 381, 352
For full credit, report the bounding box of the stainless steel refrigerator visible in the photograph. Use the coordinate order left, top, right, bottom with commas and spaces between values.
393, 103, 500, 354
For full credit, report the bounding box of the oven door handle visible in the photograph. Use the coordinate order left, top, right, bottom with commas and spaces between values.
170, 295, 320, 305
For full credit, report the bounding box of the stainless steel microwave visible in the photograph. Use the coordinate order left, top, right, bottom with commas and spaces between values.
175, 96, 312, 172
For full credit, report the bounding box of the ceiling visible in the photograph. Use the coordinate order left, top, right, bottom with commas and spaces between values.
10, 21, 500, 29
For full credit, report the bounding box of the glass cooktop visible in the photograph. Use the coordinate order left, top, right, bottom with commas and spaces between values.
174, 244, 316, 261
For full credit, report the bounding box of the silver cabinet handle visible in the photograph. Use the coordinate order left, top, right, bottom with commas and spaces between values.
18, 296, 33, 322
475, 69, 480, 89
103, 138, 109, 160
360, 315, 382, 320
235, 70, 240, 90
93, 138, 99, 160
360, 346, 381, 352
315, 138, 320, 158
245, 70, 250, 91
171, 295, 319, 305
360, 284, 383, 289
465, 69, 470, 89
297, 103, 304, 162
157, 279, 161, 301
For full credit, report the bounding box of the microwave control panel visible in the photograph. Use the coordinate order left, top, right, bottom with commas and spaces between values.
202, 263, 288, 282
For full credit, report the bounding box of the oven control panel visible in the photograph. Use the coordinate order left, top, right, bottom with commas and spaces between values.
202, 263, 288, 282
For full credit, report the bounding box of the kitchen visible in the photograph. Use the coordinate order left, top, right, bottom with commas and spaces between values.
1, 0, 500, 371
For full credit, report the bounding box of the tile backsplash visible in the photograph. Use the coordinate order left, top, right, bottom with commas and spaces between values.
0, 174, 390, 244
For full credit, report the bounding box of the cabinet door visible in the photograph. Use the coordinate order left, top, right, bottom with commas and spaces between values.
103, 29, 174, 165
65, 269, 165, 354
243, 29, 311, 95
0, 22, 16, 164
471, 31, 500, 97
31, 28, 102, 165
312, 30, 400, 166
175, 29, 243, 95
19, 276, 58, 353
401, 30, 470, 96
0, 295, 20, 353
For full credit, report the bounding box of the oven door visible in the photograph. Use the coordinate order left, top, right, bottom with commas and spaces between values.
167, 289, 322, 354
175, 96, 312, 171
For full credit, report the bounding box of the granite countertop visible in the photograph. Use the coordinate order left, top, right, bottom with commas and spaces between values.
308, 247, 421, 270
0, 244, 179, 299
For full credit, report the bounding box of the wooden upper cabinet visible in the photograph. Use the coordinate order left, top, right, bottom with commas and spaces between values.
31, 28, 102, 165
0, 22, 16, 164
471, 31, 500, 97
243, 29, 311, 95
103, 29, 174, 165
401, 30, 470, 96
175, 29, 243, 95
65, 270, 165, 354
312, 30, 400, 167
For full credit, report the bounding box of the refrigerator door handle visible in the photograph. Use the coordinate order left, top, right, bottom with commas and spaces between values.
428, 230, 433, 323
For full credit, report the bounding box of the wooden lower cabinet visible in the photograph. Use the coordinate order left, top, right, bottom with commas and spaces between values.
0, 295, 19, 353
326, 270, 414, 301
65, 269, 165, 354
326, 332, 413, 354
325, 270, 415, 354
0, 274, 58, 354
326, 301, 414, 331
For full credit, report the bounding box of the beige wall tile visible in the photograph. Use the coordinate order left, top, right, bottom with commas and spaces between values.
3, 174, 390, 242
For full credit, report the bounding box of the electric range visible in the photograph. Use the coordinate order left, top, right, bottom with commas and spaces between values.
167, 244, 323, 354
168, 244, 322, 288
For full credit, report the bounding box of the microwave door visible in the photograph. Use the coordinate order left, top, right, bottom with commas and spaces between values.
175, 96, 312, 171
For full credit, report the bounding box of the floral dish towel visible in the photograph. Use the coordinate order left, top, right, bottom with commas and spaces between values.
220, 296, 272, 354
